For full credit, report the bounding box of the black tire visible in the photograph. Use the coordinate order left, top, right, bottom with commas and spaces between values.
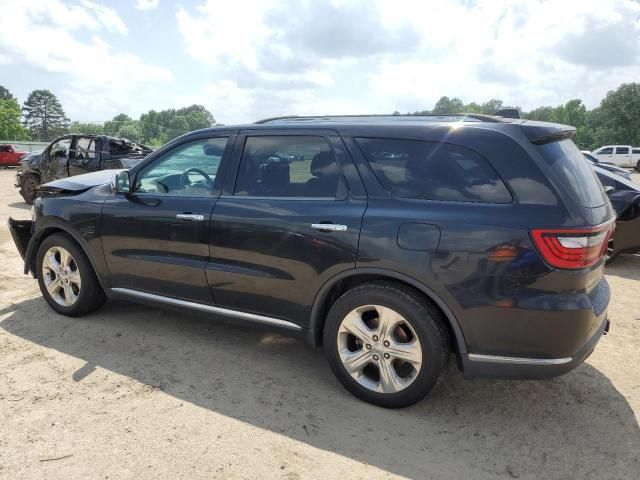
323, 282, 450, 408
36, 233, 106, 316
636, 160, 640, 173
20, 173, 40, 205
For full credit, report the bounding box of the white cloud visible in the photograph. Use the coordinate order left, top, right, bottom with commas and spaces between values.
176, 0, 640, 122
135, 0, 159, 11
0, 0, 172, 119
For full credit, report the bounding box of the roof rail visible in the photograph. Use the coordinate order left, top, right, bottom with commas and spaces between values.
254, 113, 507, 124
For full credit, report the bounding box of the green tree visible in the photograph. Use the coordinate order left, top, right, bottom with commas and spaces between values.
104, 113, 133, 137
596, 83, 640, 147
432, 96, 465, 114
69, 121, 104, 135
0, 98, 30, 140
117, 124, 141, 142
21, 90, 69, 141
0, 85, 16, 102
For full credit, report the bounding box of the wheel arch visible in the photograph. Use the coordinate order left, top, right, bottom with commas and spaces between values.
307, 268, 467, 354
24, 218, 108, 291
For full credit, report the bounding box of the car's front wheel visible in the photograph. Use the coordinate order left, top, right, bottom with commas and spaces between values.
36, 233, 106, 316
323, 282, 449, 408
20, 173, 40, 205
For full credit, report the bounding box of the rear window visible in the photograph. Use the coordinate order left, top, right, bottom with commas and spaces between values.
633, 148, 640, 154
537, 140, 608, 208
355, 138, 511, 203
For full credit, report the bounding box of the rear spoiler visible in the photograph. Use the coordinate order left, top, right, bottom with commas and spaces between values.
520, 120, 576, 145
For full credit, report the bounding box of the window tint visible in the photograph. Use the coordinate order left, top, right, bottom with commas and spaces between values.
633, 149, 640, 154
135, 137, 227, 196
597, 147, 613, 155
50, 138, 71, 158
0, 146, 9, 152
234, 136, 341, 198
537, 139, 607, 208
75, 137, 96, 160
355, 138, 511, 203
615, 147, 630, 155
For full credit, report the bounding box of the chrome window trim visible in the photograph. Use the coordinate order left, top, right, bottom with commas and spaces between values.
468, 353, 572, 366
111, 288, 302, 331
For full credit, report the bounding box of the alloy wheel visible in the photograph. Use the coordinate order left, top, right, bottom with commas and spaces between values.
337, 305, 422, 394
42, 246, 82, 306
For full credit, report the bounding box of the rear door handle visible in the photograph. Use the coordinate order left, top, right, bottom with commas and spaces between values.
176, 213, 204, 221
311, 223, 348, 232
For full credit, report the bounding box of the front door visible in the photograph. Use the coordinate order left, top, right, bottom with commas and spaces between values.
41, 137, 72, 183
207, 131, 367, 327
101, 135, 234, 303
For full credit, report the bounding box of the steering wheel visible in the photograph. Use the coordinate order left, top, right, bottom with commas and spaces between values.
179, 168, 213, 190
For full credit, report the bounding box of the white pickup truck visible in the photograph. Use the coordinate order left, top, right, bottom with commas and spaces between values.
592, 145, 640, 169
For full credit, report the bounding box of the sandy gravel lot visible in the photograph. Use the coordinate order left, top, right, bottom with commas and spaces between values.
0, 169, 638, 480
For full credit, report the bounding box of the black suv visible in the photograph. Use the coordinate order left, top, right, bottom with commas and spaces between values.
9, 115, 614, 408
16, 134, 152, 204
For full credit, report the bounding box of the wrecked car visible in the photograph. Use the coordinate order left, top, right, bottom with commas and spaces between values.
15, 134, 152, 204
593, 164, 640, 262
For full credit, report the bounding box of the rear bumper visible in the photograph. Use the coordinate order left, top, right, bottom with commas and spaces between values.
8, 218, 33, 260
461, 314, 609, 379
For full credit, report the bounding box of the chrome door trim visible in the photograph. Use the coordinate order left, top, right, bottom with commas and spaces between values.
311, 223, 348, 232
176, 213, 205, 221
111, 288, 302, 331
468, 353, 572, 365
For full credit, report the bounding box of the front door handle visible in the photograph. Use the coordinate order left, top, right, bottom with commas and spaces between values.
176, 213, 204, 221
311, 223, 348, 232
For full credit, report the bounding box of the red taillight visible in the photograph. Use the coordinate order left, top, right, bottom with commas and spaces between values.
531, 222, 615, 269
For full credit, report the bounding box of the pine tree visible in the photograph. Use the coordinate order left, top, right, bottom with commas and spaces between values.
22, 90, 69, 141
0, 85, 16, 102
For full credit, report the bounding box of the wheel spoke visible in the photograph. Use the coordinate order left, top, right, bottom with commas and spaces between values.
341, 348, 372, 375
340, 311, 374, 344
46, 277, 62, 296
63, 283, 77, 305
67, 271, 81, 288
59, 248, 71, 269
44, 252, 61, 273
387, 339, 422, 366
375, 306, 398, 340
378, 359, 404, 393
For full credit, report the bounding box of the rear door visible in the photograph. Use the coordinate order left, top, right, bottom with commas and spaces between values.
207, 130, 366, 327
613, 146, 631, 167
69, 136, 99, 176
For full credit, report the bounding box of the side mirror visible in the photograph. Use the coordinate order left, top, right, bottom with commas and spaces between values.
604, 185, 615, 194
114, 171, 131, 194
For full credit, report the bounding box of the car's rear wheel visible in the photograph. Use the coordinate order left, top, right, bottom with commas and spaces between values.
36, 233, 106, 316
20, 174, 40, 205
323, 282, 449, 408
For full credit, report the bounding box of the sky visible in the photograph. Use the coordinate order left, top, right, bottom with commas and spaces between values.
0, 0, 639, 125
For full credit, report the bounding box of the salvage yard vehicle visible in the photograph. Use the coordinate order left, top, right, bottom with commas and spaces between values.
15, 134, 152, 204
592, 164, 640, 262
0, 144, 27, 167
592, 145, 640, 169
583, 150, 631, 180
9, 114, 615, 408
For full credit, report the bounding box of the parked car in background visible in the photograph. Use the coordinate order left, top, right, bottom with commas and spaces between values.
592, 164, 640, 263
9, 114, 614, 408
0, 144, 27, 168
592, 145, 640, 169
582, 151, 631, 179
15, 134, 152, 204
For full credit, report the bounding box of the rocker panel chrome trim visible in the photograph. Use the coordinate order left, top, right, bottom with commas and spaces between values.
111, 288, 302, 331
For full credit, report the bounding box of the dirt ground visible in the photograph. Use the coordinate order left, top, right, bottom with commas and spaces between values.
0, 169, 638, 480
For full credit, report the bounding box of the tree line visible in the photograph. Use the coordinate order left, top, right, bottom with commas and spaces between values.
1, 82, 639, 150
0, 87, 216, 146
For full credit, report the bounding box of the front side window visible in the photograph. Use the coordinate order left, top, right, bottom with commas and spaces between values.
597, 147, 613, 155
355, 138, 511, 203
234, 136, 341, 198
49, 138, 71, 159
134, 137, 227, 196
0, 146, 9, 152
75, 137, 96, 160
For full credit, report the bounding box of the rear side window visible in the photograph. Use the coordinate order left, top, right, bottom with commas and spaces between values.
355, 138, 511, 203
615, 147, 630, 155
633, 149, 640, 154
537, 140, 607, 208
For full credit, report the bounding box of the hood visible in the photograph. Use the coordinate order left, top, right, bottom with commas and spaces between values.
38, 169, 120, 195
